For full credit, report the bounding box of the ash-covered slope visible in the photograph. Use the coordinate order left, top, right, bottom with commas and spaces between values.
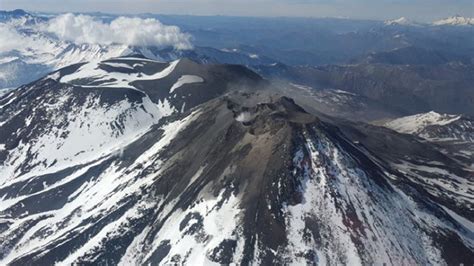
0, 58, 473, 265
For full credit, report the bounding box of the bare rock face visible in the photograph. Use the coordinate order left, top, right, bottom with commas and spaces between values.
0, 57, 472, 265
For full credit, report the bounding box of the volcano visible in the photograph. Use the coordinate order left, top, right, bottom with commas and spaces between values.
0, 57, 472, 265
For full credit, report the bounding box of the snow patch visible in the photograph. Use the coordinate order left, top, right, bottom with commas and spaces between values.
169, 75, 204, 93
60, 59, 180, 89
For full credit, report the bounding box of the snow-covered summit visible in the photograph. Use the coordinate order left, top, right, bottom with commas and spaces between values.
385, 111, 461, 135
385, 111, 474, 163
433, 15, 474, 26
384, 17, 417, 26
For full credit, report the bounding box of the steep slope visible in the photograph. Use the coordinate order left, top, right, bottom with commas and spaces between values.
0, 59, 473, 264
0, 56, 263, 177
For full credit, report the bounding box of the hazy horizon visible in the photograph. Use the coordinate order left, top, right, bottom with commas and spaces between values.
1, 0, 473, 22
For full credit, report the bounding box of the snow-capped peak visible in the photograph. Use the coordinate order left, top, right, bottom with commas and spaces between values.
384, 111, 461, 135
384, 17, 415, 26
433, 15, 474, 26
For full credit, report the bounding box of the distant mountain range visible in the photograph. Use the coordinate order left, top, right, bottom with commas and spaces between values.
254, 57, 474, 119
384, 15, 474, 26
1, 10, 474, 90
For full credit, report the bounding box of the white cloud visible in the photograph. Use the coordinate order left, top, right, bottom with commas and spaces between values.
41, 13, 192, 49
0, 24, 28, 53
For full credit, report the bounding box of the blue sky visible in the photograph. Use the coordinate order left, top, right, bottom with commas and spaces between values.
0, 0, 473, 21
